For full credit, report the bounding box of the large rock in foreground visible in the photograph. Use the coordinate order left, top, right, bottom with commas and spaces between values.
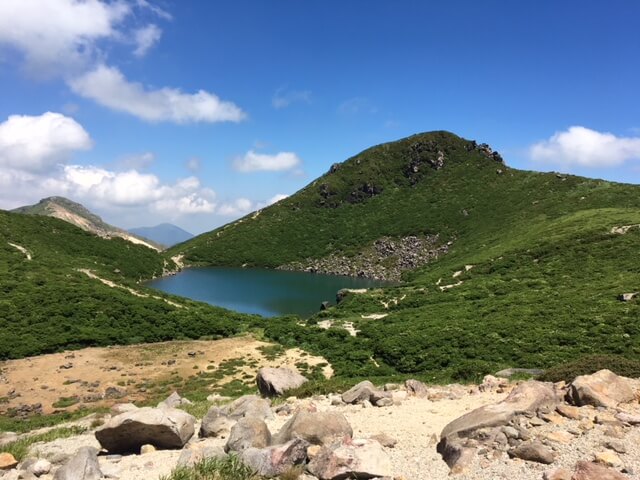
53, 447, 102, 480
569, 369, 636, 408
308, 438, 393, 480
95, 407, 195, 453
273, 410, 352, 446
257, 367, 308, 397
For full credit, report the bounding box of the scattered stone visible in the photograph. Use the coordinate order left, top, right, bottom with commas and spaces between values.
256, 367, 308, 397
21, 458, 52, 477
615, 412, 640, 425
177, 445, 226, 467
605, 440, 628, 454
223, 395, 273, 420
404, 379, 428, 398
224, 417, 271, 453
594, 451, 623, 468
495, 368, 545, 378
370, 432, 397, 448
308, 438, 393, 480
479, 375, 508, 392
240, 438, 309, 478
508, 441, 555, 464
341, 380, 391, 407
0, 453, 18, 470
140, 444, 156, 455
157, 391, 192, 409
95, 407, 195, 453
569, 369, 635, 408
273, 410, 352, 446
200, 407, 235, 438
556, 404, 583, 420
543, 430, 574, 444
543, 468, 572, 480
573, 460, 628, 480
53, 447, 102, 480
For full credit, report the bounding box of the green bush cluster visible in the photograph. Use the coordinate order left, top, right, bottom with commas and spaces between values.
539, 355, 640, 383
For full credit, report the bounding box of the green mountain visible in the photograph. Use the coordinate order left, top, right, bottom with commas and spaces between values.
0, 210, 252, 360
172, 131, 640, 380
13, 197, 161, 251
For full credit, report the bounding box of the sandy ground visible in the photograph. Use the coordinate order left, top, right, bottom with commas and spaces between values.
0, 336, 330, 414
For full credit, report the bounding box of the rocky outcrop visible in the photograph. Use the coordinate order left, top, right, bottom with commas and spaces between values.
278, 235, 450, 281
53, 447, 102, 480
341, 380, 393, 407
273, 410, 352, 446
569, 370, 636, 408
307, 438, 393, 480
256, 367, 308, 397
95, 407, 195, 453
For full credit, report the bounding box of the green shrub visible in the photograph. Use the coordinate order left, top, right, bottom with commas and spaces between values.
539, 355, 640, 383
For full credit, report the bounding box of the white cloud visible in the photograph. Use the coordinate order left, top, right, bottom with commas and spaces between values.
135, 0, 172, 20
0, 112, 92, 172
272, 87, 311, 109
530, 126, 640, 167
116, 151, 155, 170
133, 24, 162, 57
69, 65, 246, 124
0, 0, 130, 73
233, 150, 301, 172
218, 198, 253, 216
267, 193, 289, 205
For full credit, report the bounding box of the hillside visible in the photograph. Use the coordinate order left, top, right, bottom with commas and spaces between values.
172, 131, 640, 380
0, 211, 254, 360
129, 223, 194, 248
13, 197, 161, 251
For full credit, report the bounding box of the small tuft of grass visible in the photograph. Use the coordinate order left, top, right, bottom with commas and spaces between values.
52, 396, 80, 409
160, 454, 259, 480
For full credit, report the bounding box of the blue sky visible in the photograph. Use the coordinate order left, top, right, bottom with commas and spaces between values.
0, 1, 639, 234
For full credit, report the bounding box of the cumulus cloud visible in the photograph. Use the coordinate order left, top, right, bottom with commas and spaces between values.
218, 198, 253, 216
530, 126, 640, 167
0, 112, 92, 172
116, 151, 155, 170
69, 65, 246, 124
272, 87, 311, 109
133, 24, 162, 57
233, 150, 301, 172
0, 0, 129, 73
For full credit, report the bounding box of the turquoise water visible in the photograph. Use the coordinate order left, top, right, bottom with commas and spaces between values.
147, 267, 389, 317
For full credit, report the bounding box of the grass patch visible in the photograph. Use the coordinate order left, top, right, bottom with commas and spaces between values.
539, 355, 640, 383
160, 454, 260, 480
52, 396, 79, 409
2, 426, 87, 461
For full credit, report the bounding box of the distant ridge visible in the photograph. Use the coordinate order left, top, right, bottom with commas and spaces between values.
12, 196, 161, 251
129, 223, 194, 247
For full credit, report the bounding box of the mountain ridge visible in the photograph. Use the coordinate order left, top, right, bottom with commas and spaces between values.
12, 196, 161, 251
128, 223, 194, 248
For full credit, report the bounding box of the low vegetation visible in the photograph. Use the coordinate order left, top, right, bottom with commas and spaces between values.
2, 426, 87, 461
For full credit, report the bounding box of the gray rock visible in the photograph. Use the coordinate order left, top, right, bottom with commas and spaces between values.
223, 395, 273, 420
508, 441, 555, 464
342, 381, 377, 404
53, 447, 102, 480
21, 458, 51, 477
570, 369, 636, 408
240, 438, 309, 478
177, 445, 227, 467
405, 379, 428, 398
224, 417, 271, 453
495, 368, 545, 378
157, 391, 192, 409
200, 407, 235, 438
273, 410, 352, 446
308, 438, 393, 480
95, 407, 195, 453
256, 367, 308, 397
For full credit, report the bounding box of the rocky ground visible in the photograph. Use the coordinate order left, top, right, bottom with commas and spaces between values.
1, 368, 640, 479
0, 337, 331, 415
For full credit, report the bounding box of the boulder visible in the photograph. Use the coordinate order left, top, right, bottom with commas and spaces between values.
405, 379, 428, 398
200, 407, 235, 438
95, 407, 195, 453
308, 438, 393, 480
342, 381, 376, 404
508, 441, 555, 464
572, 461, 628, 480
224, 395, 273, 420
256, 367, 308, 397
157, 391, 192, 409
569, 370, 636, 408
495, 368, 545, 378
53, 447, 102, 480
110, 403, 138, 415
224, 417, 271, 453
20, 458, 52, 476
273, 410, 352, 446
240, 438, 309, 478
